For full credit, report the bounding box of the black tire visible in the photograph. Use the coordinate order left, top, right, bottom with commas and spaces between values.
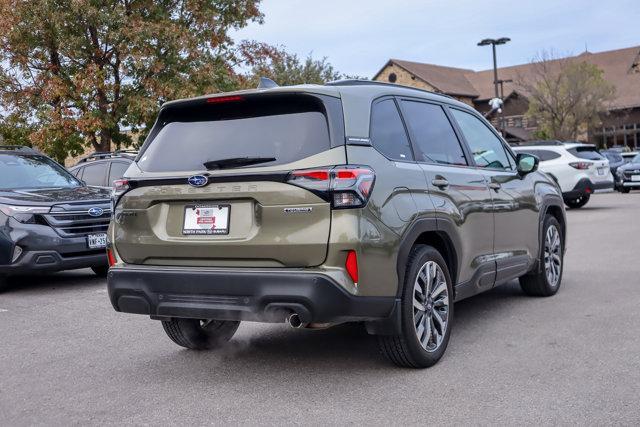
564, 193, 590, 209
621, 187, 630, 194
91, 266, 109, 277
378, 245, 454, 368
161, 318, 240, 350
520, 215, 564, 297
0, 276, 7, 293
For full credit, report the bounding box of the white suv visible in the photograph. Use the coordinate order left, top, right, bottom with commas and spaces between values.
512, 142, 613, 208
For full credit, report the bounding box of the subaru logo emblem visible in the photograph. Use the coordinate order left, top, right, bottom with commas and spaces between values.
88, 207, 104, 217
188, 175, 208, 187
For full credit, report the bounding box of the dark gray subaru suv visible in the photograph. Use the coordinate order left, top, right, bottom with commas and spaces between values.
0, 146, 111, 291
107, 80, 567, 368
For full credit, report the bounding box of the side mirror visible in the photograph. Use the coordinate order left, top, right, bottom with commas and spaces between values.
516, 153, 538, 175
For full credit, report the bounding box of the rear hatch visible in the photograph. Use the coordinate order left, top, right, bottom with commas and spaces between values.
567, 146, 610, 182
113, 92, 346, 267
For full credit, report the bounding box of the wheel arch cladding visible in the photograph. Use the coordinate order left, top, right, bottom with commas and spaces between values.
396, 219, 459, 297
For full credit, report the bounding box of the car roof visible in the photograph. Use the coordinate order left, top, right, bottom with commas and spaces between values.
512, 142, 594, 150
163, 80, 464, 107
162, 79, 476, 139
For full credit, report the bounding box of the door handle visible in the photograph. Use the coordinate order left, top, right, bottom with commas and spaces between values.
488, 182, 501, 190
431, 178, 449, 189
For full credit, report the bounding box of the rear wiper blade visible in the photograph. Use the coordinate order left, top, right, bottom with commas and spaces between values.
203, 157, 276, 170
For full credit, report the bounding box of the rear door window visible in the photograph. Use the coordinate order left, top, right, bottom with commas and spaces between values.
400, 100, 467, 166
370, 99, 413, 161
568, 146, 605, 160
138, 94, 339, 172
81, 163, 108, 186
108, 162, 129, 184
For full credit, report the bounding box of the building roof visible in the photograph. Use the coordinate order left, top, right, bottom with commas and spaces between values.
376, 45, 640, 111
375, 59, 479, 97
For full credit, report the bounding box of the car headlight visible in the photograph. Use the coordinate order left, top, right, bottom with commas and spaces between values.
0, 204, 50, 223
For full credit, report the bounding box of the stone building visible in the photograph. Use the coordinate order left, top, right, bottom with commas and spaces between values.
373, 45, 640, 148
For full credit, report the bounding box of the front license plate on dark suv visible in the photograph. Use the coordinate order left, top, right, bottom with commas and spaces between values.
182, 205, 230, 235
87, 233, 107, 249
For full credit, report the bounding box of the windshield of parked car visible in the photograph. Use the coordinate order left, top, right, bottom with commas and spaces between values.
0, 154, 82, 190
632, 154, 640, 164
603, 152, 623, 163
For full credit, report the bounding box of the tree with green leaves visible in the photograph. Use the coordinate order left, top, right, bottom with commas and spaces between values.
0, 0, 266, 162
244, 48, 348, 87
519, 53, 616, 141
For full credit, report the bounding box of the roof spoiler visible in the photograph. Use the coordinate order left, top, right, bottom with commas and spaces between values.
258, 77, 279, 89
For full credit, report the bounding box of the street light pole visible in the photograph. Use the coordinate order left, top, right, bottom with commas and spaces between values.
478, 37, 511, 133
492, 43, 499, 99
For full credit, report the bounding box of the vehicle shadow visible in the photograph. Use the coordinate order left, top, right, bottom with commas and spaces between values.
565, 206, 611, 212
2, 269, 104, 294
126, 280, 528, 378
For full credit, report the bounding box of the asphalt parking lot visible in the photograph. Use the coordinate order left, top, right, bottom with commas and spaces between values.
1, 192, 639, 425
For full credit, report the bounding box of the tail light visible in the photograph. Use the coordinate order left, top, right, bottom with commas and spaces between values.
287, 166, 375, 209
345, 250, 358, 285
111, 179, 131, 208
206, 95, 244, 104
569, 162, 593, 170
106, 248, 117, 267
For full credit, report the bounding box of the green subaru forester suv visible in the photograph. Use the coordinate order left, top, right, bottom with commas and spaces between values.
107, 80, 566, 368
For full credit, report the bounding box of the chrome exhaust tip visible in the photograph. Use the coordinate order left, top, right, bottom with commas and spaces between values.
287, 313, 305, 328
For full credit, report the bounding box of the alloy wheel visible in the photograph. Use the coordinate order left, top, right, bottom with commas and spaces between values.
544, 225, 562, 287
412, 261, 450, 352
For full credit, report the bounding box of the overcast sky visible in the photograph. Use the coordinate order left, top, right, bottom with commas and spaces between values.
232, 0, 640, 77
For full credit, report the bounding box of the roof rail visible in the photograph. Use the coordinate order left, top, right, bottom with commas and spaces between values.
114, 149, 139, 155
76, 149, 138, 164
0, 145, 40, 154
325, 79, 456, 100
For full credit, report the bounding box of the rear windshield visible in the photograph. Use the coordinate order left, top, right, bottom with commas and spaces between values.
0, 154, 81, 190
138, 94, 339, 173
567, 146, 604, 160
514, 149, 561, 162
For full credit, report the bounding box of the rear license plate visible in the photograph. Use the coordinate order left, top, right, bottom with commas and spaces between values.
597, 167, 605, 176
87, 233, 107, 249
632, 175, 640, 182
183, 205, 230, 235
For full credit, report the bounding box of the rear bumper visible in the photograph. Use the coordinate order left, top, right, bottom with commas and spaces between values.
563, 178, 613, 199
107, 265, 396, 324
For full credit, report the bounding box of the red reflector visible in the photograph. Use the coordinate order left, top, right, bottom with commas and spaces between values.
107, 248, 116, 267
345, 250, 358, 285
206, 95, 244, 104
292, 170, 330, 180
